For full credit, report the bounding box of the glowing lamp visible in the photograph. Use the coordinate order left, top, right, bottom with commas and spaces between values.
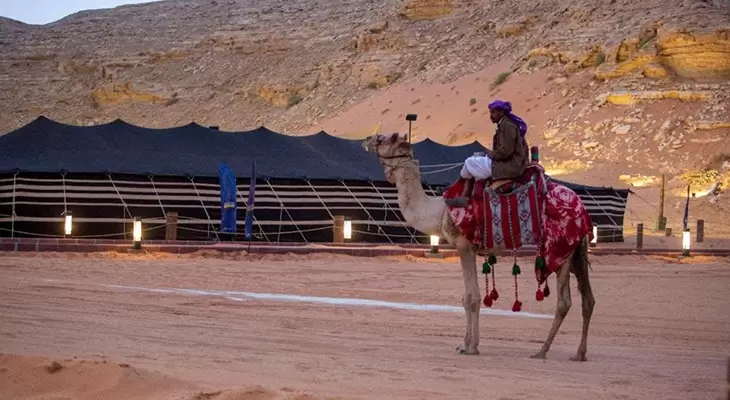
133, 217, 142, 249
343, 219, 352, 240
429, 235, 440, 254
682, 229, 690, 256
63, 211, 73, 236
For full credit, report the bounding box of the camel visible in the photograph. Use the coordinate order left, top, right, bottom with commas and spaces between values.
362, 132, 596, 361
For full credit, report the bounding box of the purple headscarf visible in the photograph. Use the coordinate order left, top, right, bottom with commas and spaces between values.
488, 100, 527, 138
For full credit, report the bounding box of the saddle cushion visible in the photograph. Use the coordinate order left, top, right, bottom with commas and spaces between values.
443, 165, 593, 283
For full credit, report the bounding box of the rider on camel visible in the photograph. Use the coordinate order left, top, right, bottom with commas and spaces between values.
445, 100, 529, 207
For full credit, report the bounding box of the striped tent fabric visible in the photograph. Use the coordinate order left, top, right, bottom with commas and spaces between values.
0, 117, 629, 243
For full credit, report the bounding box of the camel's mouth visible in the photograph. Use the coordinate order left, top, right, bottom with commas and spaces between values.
361, 136, 378, 152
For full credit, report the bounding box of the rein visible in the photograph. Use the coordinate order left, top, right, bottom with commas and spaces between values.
376, 152, 414, 181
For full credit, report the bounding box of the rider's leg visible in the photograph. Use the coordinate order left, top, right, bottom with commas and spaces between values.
445, 158, 481, 207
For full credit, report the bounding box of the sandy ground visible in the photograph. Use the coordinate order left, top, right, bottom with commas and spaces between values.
1, 251, 729, 400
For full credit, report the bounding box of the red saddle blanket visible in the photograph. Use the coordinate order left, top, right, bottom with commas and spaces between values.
443, 165, 593, 283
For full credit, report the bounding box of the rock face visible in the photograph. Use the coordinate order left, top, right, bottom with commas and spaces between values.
0, 0, 728, 184
657, 28, 730, 78
400, 0, 455, 20
90, 82, 170, 107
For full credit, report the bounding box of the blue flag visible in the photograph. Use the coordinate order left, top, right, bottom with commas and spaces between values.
244, 161, 256, 240
218, 163, 237, 233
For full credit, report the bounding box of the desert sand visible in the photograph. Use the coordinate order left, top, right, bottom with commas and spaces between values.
1, 251, 729, 400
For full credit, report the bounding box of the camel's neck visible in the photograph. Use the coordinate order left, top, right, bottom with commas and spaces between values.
391, 160, 443, 234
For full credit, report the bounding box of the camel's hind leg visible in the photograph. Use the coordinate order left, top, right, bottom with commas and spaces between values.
569, 239, 595, 361
530, 256, 572, 360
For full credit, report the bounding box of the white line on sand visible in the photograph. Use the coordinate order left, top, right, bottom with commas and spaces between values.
103, 284, 553, 319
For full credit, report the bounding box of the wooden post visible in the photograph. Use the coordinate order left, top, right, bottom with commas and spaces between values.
636, 223, 643, 250
165, 212, 178, 241
333, 215, 345, 244
726, 356, 729, 400
665, 227, 672, 237
656, 174, 666, 231
696, 219, 704, 243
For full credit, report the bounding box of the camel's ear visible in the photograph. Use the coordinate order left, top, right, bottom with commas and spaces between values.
389, 132, 399, 143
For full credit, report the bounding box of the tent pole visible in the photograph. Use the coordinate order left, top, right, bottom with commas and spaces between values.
107, 173, 135, 239
61, 172, 68, 216
10, 172, 17, 239
236, 188, 270, 242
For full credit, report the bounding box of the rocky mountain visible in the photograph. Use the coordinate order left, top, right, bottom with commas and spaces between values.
1, 0, 729, 231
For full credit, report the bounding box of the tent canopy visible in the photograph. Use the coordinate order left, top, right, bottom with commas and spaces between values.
0, 116, 626, 192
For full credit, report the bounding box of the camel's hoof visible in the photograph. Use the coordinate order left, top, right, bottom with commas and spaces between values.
530, 352, 547, 360
455, 346, 480, 355
569, 354, 588, 362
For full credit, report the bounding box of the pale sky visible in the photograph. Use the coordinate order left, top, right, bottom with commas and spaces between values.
0, 0, 163, 25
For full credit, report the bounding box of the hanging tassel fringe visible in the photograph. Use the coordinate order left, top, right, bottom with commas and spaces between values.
512, 259, 522, 312
482, 254, 497, 307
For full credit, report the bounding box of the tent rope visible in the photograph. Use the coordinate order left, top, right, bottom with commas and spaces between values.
0, 224, 165, 239
305, 179, 334, 219
188, 177, 219, 241
106, 174, 134, 220
583, 189, 622, 242
149, 176, 166, 217
419, 162, 464, 169
420, 163, 463, 175
178, 225, 330, 235
339, 179, 393, 244
264, 178, 308, 243
369, 181, 419, 244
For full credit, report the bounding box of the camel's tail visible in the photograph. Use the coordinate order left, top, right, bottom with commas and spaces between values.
571, 236, 592, 275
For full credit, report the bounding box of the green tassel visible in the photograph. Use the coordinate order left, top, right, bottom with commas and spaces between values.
482, 261, 491, 274
487, 254, 497, 265
534, 256, 546, 272
512, 263, 521, 276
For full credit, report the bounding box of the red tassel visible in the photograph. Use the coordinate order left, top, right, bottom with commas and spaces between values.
535, 288, 544, 302
483, 295, 493, 307
512, 299, 522, 312
543, 284, 550, 298
490, 288, 499, 301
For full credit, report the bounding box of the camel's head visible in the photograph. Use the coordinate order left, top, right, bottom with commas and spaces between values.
362, 132, 412, 158
362, 133, 413, 183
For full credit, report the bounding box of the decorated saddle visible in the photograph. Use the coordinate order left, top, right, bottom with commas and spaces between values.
443, 164, 593, 312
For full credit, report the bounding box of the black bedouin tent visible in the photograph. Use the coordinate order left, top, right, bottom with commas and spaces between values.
0, 116, 629, 243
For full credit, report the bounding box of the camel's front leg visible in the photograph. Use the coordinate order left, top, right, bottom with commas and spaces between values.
455, 239, 480, 355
